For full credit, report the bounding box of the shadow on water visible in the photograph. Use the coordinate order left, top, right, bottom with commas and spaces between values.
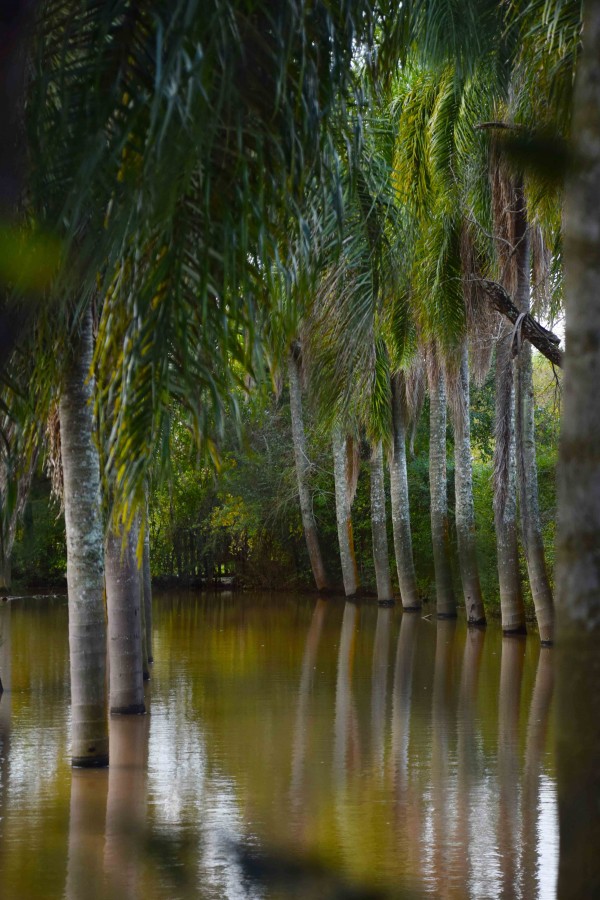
0, 593, 558, 898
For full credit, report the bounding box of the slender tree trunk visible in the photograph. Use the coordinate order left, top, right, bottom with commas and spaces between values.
513, 185, 554, 644
494, 326, 526, 634
369, 441, 394, 603
105, 518, 145, 715
452, 344, 485, 624
0, 445, 39, 592
142, 507, 153, 664
389, 376, 420, 610
59, 307, 109, 766
557, 7, 600, 894
288, 345, 331, 591
428, 363, 456, 617
332, 427, 359, 597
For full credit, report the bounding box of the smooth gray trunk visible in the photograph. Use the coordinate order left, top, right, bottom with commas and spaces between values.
136, 515, 150, 681
428, 365, 456, 617
513, 185, 554, 644
452, 345, 485, 624
59, 307, 108, 767
288, 347, 331, 591
556, 6, 600, 893
332, 427, 359, 597
369, 442, 394, 603
105, 518, 145, 715
142, 509, 153, 664
389, 376, 420, 609
494, 327, 526, 634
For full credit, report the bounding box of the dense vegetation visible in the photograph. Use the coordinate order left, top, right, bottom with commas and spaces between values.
12, 355, 560, 620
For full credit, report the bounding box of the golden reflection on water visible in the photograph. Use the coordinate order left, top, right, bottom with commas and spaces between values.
0, 593, 557, 899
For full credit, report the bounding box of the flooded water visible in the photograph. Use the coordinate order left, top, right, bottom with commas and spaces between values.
0, 593, 557, 899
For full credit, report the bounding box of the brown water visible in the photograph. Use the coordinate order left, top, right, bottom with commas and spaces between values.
0, 593, 557, 899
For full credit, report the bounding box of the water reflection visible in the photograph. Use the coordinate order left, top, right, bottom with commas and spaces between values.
0, 594, 559, 898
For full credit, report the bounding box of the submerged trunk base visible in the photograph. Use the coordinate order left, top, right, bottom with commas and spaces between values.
72, 753, 109, 769
377, 598, 396, 608
110, 703, 146, 716
502, 625, 528, 637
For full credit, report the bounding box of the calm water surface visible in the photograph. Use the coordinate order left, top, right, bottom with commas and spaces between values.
0, 593, 557, 899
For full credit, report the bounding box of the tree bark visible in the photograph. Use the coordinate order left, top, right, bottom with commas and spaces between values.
288, 345, 331, 591
452, 344, 486, 624
105, 518, 145, 715
389, 375, 420, 610
369, 442, 394, 603
494, 326, 527, 634
332, 427, 359, 597
556, 6, 600, 894
59, 307, 109, 766
142, 508, 153, 663
428, 364, 456, 617
513, 184, 554, 644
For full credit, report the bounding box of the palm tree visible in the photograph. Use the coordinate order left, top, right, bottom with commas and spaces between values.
450, 342, 486, 624
389, 372, 421, 610
288, 340, 331, 592
59, 306, 109, 766
369, 441, 394, 603
427, 354, 457, 617
332, 427, 360, 597
494, 323, 526, 634
104, 516, 146, 715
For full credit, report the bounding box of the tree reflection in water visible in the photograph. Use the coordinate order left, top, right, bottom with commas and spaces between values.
0, 594, 559, 899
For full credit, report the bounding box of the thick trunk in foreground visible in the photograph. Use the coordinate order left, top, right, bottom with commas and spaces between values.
494, 327, 526, 634
288, 347, 331, 591
332, 428, 359, 597
369, 442, 394, 603
452, 345, 485, 624
513, 185, 554, 644
59, 308, 108, 766
389, 376, 420, 610
105, 519, 145, 715
557, 7, 600, 894
428, 365, 456, 618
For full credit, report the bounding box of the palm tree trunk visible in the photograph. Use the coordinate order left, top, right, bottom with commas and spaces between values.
389, 375, 420, 610
513, 184, 554, 644
0, 445, 39, 591
452, 344, 485, 624
369, 441, 394, 603
59, 307, 109, 766
332, 427, 359, 597
428, 362, 456, 618
557, 7, 600, 893
288, 345, 331, 591
494, 326, 526, 634
105, 518, 145, 715
142, 509, 153, 663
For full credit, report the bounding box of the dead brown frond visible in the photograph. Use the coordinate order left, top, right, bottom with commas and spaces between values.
530, 223, 552, 319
